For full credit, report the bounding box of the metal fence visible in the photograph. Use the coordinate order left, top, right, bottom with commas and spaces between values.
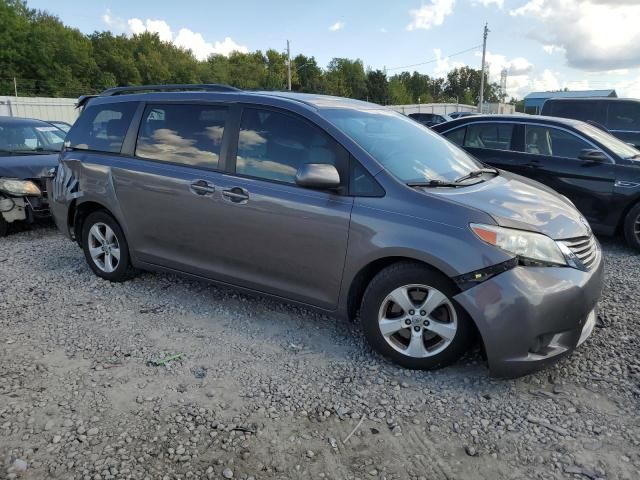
387, 103, 477, 116
0, 96, 78, 123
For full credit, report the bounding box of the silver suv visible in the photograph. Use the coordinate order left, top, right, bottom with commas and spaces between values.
49, 85, 604, 377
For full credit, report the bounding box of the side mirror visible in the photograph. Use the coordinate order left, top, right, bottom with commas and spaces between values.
295, 163, 341, 189
578, 149, 608, 163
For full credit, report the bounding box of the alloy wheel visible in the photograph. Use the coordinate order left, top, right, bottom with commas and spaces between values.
377, 284, 458, 358
87, 222, 121, 273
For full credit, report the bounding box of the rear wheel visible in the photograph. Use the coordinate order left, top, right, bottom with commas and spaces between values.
623, 202, 640, 250
360, 262, 474, 370
81, 210, 135, 282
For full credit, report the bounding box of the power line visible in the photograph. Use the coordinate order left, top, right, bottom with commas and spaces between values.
386, 44, 483, 72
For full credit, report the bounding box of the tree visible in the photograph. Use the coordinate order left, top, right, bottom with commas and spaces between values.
325, 58, 367, 99
293, 54, 324, 93
366, 69, 388, 104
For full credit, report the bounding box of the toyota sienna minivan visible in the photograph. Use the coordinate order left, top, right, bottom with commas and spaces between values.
49, 84, 604, 377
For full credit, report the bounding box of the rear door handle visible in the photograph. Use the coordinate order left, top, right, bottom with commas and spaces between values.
222, 187, 249, 204
190, 180, 215, 196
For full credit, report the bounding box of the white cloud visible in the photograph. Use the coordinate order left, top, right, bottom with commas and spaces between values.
101, 12, 248, 61
329, 21, 345, 32
542, 44, 565, 55
510, 0, 640, 70
407, 0, 455, 31
433, 48, 466, 78
473, 0, 504, 8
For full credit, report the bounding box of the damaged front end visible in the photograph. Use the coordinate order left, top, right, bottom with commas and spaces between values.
0, 177, 51, 236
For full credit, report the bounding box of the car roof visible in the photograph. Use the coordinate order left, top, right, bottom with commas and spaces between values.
87, 89, 385, 113
0, 116, 57, 127
432, 114, 585, 131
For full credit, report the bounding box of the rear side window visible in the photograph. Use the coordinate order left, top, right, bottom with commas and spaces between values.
443, 127, 466, 146
525, 126, 591, 159
463, 123, 514, 151
608, 102, 640, 131
135, 104, 228, 168
66, 102, 137, 153
236, 108, 347, 185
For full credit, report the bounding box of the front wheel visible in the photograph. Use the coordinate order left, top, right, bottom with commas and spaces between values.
360, 262, 474, 370
81, 210, 135, 282
623, 203, 640, 250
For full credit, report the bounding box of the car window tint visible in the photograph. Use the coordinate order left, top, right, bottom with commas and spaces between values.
464, 123, 513, 150
608, 102, 640, 131
236, 108, 343, 185
444, 127, 466, 146
525, 126, 591, 159
67, 102, 137, 153
548, 101, 593, 122
135, 104, 228, 168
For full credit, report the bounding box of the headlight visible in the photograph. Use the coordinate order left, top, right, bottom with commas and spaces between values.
470, 223, 567, 266
0, 179, 42, 197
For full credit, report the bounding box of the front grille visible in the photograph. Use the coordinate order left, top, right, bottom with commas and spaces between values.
559, 236, 598, 270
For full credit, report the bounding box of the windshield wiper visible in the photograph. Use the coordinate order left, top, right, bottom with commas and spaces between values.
454, 167, 499, 184
406, 179, 461, 188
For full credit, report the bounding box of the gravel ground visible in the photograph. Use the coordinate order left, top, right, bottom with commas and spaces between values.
1, 224, 639, 480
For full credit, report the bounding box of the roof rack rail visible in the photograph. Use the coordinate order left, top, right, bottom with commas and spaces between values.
99, 84, 240, 96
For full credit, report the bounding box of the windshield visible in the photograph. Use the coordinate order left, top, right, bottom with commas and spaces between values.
574, 122, 639, 160
0, 123, 65, 154
322, 108, 482, 183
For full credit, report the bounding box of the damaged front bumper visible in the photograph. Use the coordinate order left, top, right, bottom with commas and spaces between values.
0, 178, 52, 226
454, 243, 604, 378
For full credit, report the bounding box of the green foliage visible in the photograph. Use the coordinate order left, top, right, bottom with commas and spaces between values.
0, 0, 505, 104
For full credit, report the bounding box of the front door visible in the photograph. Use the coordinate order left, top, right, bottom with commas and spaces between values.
209, 106, 354, 309
520, 124, 616, 230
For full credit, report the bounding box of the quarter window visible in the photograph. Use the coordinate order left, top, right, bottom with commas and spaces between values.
236, 108, 345, 185
463, 123, 514, 151
66, 102, 137, 153
608, 102, 640, 131
135, 104, 228, 168
524, 126, 591, 159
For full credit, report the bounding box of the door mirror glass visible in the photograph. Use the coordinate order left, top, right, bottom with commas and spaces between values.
578, 148, 608, 162
295, 163, 341, 189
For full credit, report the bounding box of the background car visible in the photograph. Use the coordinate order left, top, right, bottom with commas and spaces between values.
449, 111, 479, 119
433, 115, 640, 248
47, 120, 73, 133
408, 112, 452, 128
541, 97, 640, 149
0, 116, 63, 236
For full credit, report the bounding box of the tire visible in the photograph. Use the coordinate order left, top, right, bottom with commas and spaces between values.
360, 262, 474, 370
0, 216, 7, 237
81, 210, 135, 282
623, 202, 640, 250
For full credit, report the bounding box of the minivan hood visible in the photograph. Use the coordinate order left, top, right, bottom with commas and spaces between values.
427, 171, 590, 240
0, 153, 59, 179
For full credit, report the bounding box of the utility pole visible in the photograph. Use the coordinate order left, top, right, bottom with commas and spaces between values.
478, 23, 489, 113
13, 77, 18, 97
286, 40, 292, 91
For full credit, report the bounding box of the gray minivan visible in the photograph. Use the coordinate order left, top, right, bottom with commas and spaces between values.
49, 85, 604, 377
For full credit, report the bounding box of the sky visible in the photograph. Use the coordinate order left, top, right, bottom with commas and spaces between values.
27, 0, 640, 99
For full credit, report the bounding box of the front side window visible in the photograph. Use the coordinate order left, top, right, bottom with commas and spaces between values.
463, 123, 514, 151
0, 123, 65, 154
66, 102, 137, 153
135, 104, 228, 168
236, 108, 344, 185
525, 125, 592, 159
322, 108, 481, 183
608, 102, 640, 131
574, 122, 638, 160
443, 127, 466, 146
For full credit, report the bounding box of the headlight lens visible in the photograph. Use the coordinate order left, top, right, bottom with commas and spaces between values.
0, 179, 41, 197
470, 223, 567, 266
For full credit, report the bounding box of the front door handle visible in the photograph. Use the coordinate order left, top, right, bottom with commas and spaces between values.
222, 187, 249, 204
190, 180, 215, 196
